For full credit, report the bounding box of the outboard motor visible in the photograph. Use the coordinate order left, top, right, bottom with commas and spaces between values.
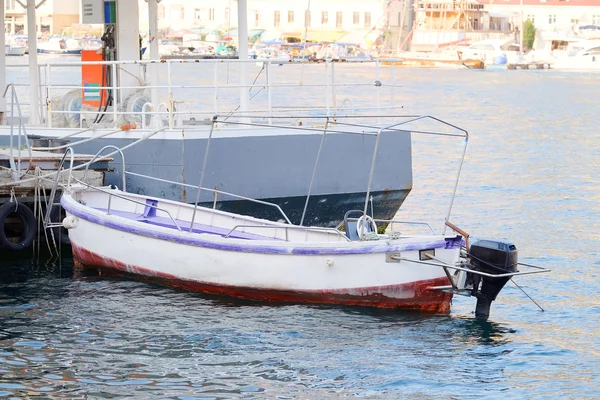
468, 240, 518, 319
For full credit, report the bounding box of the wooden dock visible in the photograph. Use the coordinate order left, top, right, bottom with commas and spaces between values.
0, 148, 109, 198
0, 147, 110, 253
507, 62, 551, 70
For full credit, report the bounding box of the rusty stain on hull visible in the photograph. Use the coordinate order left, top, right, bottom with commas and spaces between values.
71, 244, 453, 313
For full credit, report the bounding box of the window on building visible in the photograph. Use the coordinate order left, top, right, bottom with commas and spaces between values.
225, 8, 230, 23
158, 4, 166, 19
353, 12, 359, 25
255, 11, 260, 27
398, 12, 402, 26
527, 14, 535, 24
365, 12, 371, 28
592, 15, 600, 25
305, 10, 311, 27
288, 11, 294, 23
209, 8, 215, 21
194, 8, 202, 21
274, 11, 281, 27
570, 18, 579, 24
336, 12, 343, 28
548, 14, 556, 24
180, 7, 185, 20
322, 11, 328, 24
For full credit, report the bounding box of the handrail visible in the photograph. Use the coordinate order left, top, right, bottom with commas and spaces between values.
224, 224, 350, 242
83, 145, 126, 191
189, 116, 216, 232
44, 146, 75, 226
70, 177, 183, 231
300, 117, 329, 226
335, 218, 436, 235
400, 257, 551, 279
212, 114, 468, 234
3, 83, 32, 180
124, 172, 292, 224
5, 58, 403, 130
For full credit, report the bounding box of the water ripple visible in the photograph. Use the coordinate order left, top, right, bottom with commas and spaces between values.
1, 66, 599, 398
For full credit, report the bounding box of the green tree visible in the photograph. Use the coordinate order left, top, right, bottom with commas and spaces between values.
523, 19, 536, 51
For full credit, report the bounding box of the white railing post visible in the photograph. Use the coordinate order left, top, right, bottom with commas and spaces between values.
0, 2, 5, 125
112, 62, 118, 123
331, 61, 336, 110
325, 60, 331, 116
167, 60, 174, 129
376, 61, 381, 124
26, 0, 40, 125
213, 61, 218, 116
46, 64, 52, 128
390, 61, 395, 109
266, 61, 272, 122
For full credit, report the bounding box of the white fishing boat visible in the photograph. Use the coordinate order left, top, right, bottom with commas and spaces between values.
54, 115, 549, 319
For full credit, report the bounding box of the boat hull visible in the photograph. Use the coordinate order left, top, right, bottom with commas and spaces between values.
0, 126, 413, 227
4, 45, 26, 56
72, 243, 452, 311
63, 192, 457, 312
37, 49, 82, 55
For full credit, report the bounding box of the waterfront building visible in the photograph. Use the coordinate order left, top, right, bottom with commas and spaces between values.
484, 0, 600, 37
138, 0, 413, 50
410, 0, 600, 51
4, 0, 79, 35
410, 0, 513, 51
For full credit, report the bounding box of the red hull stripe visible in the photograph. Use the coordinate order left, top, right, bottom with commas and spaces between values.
71, 244, 454, 313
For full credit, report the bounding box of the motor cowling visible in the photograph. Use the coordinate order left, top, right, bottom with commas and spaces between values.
469, 240, 518, 319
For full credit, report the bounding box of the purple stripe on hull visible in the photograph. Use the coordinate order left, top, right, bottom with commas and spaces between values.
93, 207, 278, 241
62, 196, 462, 256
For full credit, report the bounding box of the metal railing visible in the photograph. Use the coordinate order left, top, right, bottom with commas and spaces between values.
36, 113, 470, 242
335, 218, 436, 235
69, 177, 183, 231
225, 224, 350, 242
124, 171, 292, 225
2, 83, 32, 181
208, 114, 469, 232
4, 58, 405, 130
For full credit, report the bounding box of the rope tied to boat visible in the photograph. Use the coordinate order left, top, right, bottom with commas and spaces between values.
388, 231, 402, 240
360, 232, 380, 241
9, 188, 17, 211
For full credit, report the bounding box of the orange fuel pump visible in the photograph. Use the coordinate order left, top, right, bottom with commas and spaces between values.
81, 49, 107, 108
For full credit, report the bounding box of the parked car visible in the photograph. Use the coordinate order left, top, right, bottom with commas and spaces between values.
458, 39, 523, 64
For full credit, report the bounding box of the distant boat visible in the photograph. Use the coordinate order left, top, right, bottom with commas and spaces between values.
5, 34, 27, 56
4, 44, 26, 56
551, 40, 600, 70
37, 37, 83, 55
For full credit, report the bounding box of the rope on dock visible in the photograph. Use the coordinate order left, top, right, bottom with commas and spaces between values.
0, 127, 166, 189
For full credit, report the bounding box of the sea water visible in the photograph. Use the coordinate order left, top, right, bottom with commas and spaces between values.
0, 59, 599, 399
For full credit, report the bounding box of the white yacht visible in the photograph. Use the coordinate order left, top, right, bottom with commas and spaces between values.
551, 40, 600, 70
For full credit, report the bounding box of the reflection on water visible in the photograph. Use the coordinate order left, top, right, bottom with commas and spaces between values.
0, 263, 523, 399
1, 63, 599, 398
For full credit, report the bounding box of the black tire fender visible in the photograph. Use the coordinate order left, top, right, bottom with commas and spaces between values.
0, 202, 37, 251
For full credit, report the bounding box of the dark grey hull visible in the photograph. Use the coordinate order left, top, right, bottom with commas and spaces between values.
0, 125, 413, 227
197, 188, 411, 227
